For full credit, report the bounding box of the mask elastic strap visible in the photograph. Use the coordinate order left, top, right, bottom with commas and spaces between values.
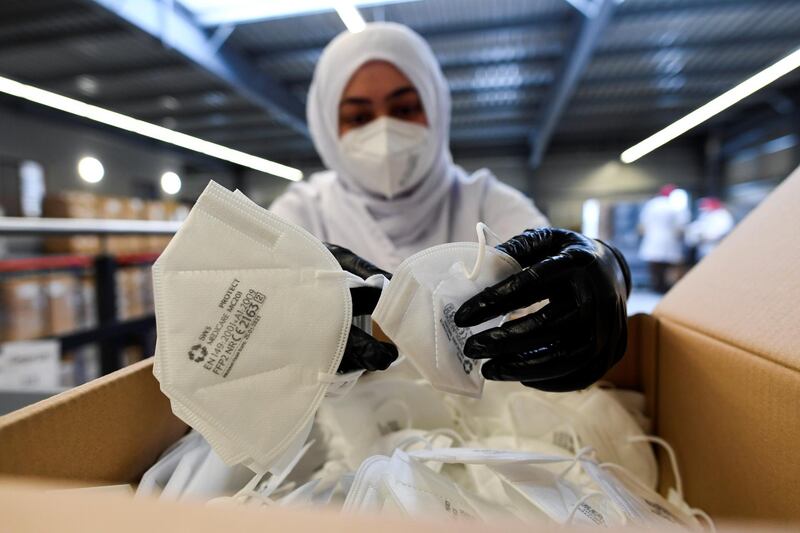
691, 508, 717, 533
319, 370, 364, 399
232, 440, 315, 506
427, 428, 466, 447
465, 222, 502, 280
627, 435, 683, 499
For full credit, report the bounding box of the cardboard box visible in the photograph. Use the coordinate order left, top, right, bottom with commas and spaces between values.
76, 274, 97, 331
0, 275, 46, 341
115, 267, 145, 320
1, 169, 800, 529
42, 192, 101, 255
99, 196, 130, 255
143, 200, 168, 253
42, 273, 78, 337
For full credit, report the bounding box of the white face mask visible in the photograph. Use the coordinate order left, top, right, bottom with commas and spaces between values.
318, 378, 456, 470
338, 116, 432, 198
341, 455, 392, 514
152, 181, 358, 476
507, 387, 658, 490
372, 224, 521, 397
382, 449, 511, 522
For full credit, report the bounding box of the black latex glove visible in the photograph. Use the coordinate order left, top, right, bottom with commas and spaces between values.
454, 228, 631, 392
325, 243, 398, 374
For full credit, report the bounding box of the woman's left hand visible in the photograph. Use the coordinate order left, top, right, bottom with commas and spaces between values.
454, 228, 631, 392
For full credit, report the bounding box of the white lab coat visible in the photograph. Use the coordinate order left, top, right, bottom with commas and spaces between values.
638, 196, 689, 264
270, 168, 548, 272
269, 23, 548, 270
685, 208, 735, 260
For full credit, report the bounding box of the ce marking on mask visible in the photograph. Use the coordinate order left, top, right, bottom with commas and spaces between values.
440, 303, 475, 375
189, 278, 265, 378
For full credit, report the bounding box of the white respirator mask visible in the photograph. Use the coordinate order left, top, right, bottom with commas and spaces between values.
152, 181, 361, 477
372, 223, 521, 397
338, 116, 433, 199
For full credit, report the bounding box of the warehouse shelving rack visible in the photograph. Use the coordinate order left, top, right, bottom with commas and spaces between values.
0, 217, 180, 375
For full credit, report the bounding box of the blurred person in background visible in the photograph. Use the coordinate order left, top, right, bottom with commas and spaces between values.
270, 23, 631, 392
637, 184, 690, 293
685, 197, 735, 261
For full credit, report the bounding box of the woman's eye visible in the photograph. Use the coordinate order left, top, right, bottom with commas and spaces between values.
391, 103, 422, 119
344, 113, 373, 126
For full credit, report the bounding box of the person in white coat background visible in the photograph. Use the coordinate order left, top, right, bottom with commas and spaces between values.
638, 184, 690, 293
685, 197, 735, 261
271, 23, 632, 392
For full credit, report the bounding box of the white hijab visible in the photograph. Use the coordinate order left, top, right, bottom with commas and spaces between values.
272, 23, 548, 270
307, 22, 457, 247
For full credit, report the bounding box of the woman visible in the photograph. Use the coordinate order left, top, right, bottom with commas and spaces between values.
271, 23, 630, 392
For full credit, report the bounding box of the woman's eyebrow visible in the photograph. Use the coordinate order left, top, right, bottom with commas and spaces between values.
340, 97, 372, 107
385, 86, 418, 101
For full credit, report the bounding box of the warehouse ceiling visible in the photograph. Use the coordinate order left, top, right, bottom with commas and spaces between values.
1, 0, 799, 168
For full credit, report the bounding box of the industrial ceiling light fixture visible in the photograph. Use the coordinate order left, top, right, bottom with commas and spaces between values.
0, 75, 303, 181
161, 171, 182, 195
336, 1, 366, 33
78, 156, 104, 184
621, 47, 800, 164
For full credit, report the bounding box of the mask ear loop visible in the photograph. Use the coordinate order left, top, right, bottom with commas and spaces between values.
427, 427, 466, 447
231, 440, 316, 506
626, 435, 683, 499
465, 223, 503, 280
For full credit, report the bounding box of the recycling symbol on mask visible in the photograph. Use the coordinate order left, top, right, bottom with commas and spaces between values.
188, 344, 208, 363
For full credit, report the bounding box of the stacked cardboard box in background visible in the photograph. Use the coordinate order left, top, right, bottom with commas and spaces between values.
43, 192, 186, 255
42, 192, 101, 254
0, 270, 95, 343
0, 275, 47, 342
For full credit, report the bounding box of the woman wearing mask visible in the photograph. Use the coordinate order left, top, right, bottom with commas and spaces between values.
271, 23, 630, 392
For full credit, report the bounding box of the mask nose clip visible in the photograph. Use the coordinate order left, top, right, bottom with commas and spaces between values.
464, 222, 502, 280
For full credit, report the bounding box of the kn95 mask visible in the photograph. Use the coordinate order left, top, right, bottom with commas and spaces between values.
372, 224, 521, 398
152, 180, 356, 476
338, 116, 433, 199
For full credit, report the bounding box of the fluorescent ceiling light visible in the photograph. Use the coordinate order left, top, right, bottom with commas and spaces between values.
335, 2, 366, 33
182, 0, 417, 26
0, 75, 303, 181
621, 46, 800, 164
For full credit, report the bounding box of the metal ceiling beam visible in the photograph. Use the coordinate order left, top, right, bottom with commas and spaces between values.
529, 0, 616, 167
89, 0, 308, 136
617, 0, 798, 17
0, 27, 124, 58
597, 33, 800, 58
257, 12, 571, 56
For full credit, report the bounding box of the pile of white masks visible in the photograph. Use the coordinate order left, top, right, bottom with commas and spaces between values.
140, 182, 713, 530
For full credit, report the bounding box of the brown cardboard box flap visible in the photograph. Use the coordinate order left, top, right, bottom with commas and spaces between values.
0, 359, 186, 483
0, 480, 794, 533
654, 165, 800, 372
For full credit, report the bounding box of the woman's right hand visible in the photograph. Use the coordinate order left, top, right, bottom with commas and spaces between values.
325, 244, 398, 373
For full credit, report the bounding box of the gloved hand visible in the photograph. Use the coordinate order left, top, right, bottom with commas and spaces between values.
326, 243, 398, 374
454, 228, 631, 392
